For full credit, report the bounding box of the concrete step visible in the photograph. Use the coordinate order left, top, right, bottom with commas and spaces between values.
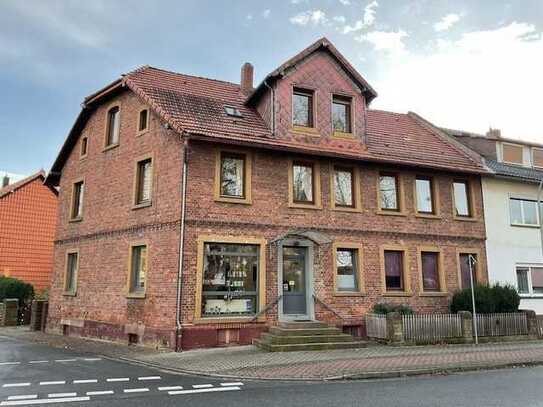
269, 326, 343, 336
279, 321, 329, 329
254, 339, 368, 352
260, 333, 356, 344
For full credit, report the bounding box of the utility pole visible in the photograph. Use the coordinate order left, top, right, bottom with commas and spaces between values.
469, 254, 478, 345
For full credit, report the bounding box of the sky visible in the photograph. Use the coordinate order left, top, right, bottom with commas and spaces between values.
0, 0, 542, 178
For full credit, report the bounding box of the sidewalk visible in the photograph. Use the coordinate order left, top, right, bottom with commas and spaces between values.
2, 327, 543, 381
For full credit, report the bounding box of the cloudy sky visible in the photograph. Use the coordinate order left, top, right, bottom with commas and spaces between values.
1, 0, 542, 177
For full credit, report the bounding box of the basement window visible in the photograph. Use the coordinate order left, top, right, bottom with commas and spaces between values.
224, 106, 243, 118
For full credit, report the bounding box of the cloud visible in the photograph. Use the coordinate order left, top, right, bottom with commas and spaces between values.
434, 13, 461, 32
369, 22, 543, 141
290, 10, 327, 26
356, 29, 408, 54
290, 0, 308, 3
262, 9, 271, 19
342, 1, 378, 34
333, 16, 346, 24
339, 0, 351, 5
246, 14, 253, 21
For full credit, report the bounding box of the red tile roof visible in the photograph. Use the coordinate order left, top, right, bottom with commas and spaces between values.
0, 171, 53, 199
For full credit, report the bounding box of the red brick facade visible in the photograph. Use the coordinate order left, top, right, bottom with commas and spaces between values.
46, 38, 488, 350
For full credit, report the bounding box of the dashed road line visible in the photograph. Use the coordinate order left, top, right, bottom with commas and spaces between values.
86, 390, 114, 396
158, 386, 184, 391
169, 386, 241, 395
0, 397, 90, 406
27, 361, 48, 365
2, 383, 31, 388
192, 384, 213, 389
47, 393, 76, 398
221, 382, 244, 387
53, 359, 77, 363
39, 381, 65, 386
0, 362, 20, 366
106, 378, 129, 382
123, 388, 149, 394
138, 376, 161, 381
6, 396, 37, 401
82, 358, 101, 362
73, 380, 98, 384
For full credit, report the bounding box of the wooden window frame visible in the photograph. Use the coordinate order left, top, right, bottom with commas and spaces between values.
194, 235, 267, 324
456, 249, 484, 290
132, 154, 154, 209
331, 94, 354, 138
333, 242, 364, 296
104, 103, 121, 150
291, 86, 319, 136
330, 164, 361, 212
69, 178, 85, 222
417, 247, 447, 296
414, 175, 440, 217
502, 142, 524, 165
288, 159, 322, 209
377, 172, 406, 216
532, 148, 543, 169
137, 108, 150, 136
80, 136, 88, 160
380, 245, 412, 296
126, 242, 148, 299
213, 148, 252, 205
63, 250, 79, 296
452, 179, 475, 220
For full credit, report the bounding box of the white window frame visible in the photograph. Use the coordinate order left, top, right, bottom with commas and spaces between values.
516, 264, 543, 297
509, 196, 540, 227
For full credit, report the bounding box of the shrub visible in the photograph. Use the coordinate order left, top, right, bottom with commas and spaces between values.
0, 276, 34, 305
450, 283, 520, 314
372, 302, 414, 315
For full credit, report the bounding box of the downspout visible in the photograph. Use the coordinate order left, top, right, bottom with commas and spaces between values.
175, 137, 189, 351
263, 79, 275, 136
538, 179, 543, 257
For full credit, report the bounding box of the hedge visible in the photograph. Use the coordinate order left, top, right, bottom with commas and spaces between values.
0, 276, 34, 305
450, 283, 520, 314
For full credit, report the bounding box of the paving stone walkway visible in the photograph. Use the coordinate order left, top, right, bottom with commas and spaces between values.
2, 327, 543, 380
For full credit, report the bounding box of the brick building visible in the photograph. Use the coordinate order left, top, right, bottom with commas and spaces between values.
45, 38, 489, 350
0, 171, 58, 290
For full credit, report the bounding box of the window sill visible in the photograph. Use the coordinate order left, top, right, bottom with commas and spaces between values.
126, 293, 146, 299
382, 291, 412, 297
288, 202, 322, 210
419, 292, 448, 297
332, 131, 355, 139
63, 291, 77, 297
415, 213, 441, 219
103, 143, 120, 152
334, 291, 365, 297
510, 223, 540, 229
192, 316, 263, 325
79, 155, 88, 161
215, 196, 252, 205
332, 205, 362, 213
453, 216, 478, 222
132, 201, 152, 210
519, 294, 543, 299
376, 210, 407, 217
291, 126, 320, 137
137, 129, 149, 137
69, 217, 83, 223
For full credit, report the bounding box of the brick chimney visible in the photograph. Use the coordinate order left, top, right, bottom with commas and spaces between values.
2, 175, 9, 188
240, 62, 254, 95
486, 128, 501, 139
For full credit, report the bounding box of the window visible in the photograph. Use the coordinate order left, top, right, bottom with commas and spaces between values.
129, 245, 147, 295
80, 137, 88, 158
105, 106, 120, 146
71, 181, 84, 220
64, 252, 78, 295
421, 251, 440, 292
379, 173, 400, 211
516, 266, 543, 295
220, 153, 246, 198
502, 143, 523, 165
384, 250, 405, 291
201, 243, 260, 317
335, 248, 359, 292
138, 109, 149, 133
533, 148, 543, 168
510, 198, 539, 226
459, 253, 478, 289
292, 88, 314, 127
332, 95, 352, 133
292, 162, 314, 203
135, 158, 153, 206
224, 106, 243, 118
415, 176, 435, 214
333, 166, 354, 208
453, 180, 472, 217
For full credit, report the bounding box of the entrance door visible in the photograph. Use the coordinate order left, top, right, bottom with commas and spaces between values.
282, 246, 307, 316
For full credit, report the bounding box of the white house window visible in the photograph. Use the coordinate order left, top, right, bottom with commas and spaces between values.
510, 198, 539, 226
516, 266, 543, 295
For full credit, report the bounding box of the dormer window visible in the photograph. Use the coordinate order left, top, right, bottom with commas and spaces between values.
332, 95, 352, 134
292, 88, 314, 128
224, 106, 243, 118
502, 143, 523, 165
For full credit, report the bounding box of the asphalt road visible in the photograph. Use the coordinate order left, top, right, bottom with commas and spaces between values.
2, 333, 543, 406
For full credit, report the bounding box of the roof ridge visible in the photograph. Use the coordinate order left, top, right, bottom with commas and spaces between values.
133, 66, 240, 88
0, 170, 46, 199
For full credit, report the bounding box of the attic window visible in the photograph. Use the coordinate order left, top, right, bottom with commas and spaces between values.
225, 106, 243, 118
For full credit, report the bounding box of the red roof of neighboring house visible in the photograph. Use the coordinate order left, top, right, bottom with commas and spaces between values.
0, 171, 57, 199
46, 39, 488, 185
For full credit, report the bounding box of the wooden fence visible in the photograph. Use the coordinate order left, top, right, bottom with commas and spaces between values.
402, 314, 463, 342
365, 313, 388, 339
475, 313, 528, 337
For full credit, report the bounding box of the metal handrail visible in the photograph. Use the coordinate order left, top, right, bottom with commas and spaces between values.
251, 294, 283, 321
312, 294, 346, 321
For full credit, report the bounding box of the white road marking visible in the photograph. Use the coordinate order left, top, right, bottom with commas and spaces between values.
0, 397, 90, 406
86, 390, 114, 396
192, 384, 213, 389
28, 361, 48, 364
106, 378, 129, 382
220, 382, 244, 387
123, 388, 149, 393
39, 381, 65, 386
169, 386, 241, 395
138, 376, 161, 381
73, 379, 98, 384
47, 393, 76, 398
6, 396, 37, 401
2, 383, 31, 388
82, 358, 102, 362
158, 386, 183, 391
0, 362, 20, 366
54, 359, 77, 363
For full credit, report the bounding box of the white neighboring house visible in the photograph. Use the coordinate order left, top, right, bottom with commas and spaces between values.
447, 128, 543, 313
